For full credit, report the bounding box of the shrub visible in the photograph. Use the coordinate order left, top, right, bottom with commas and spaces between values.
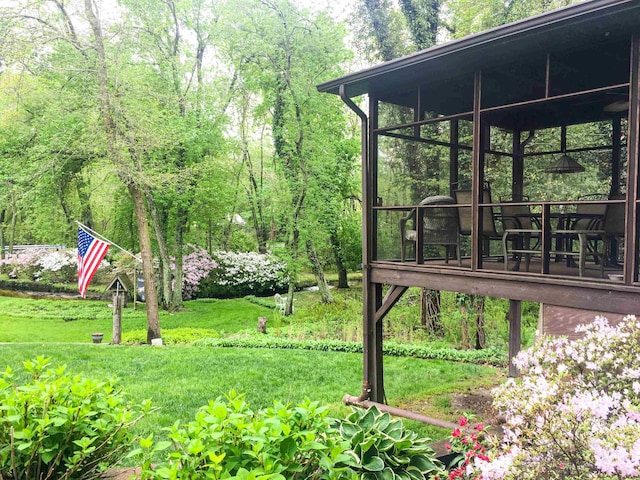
122, 327, 219, 345
34, 249, 78, 283
470, 315, 640, 479
0, 356, 150, 480
133, 390, 349, 479
174, 245, 218, 300
198, 251, 289, 298
0, 248, 110, 284
333, 406, 445, 479
194, 336, 507, 366
443, 416, 488, 479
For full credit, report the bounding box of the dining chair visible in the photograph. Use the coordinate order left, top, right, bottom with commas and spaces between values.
399, 195, 461, 265
552, 200, 610, 278
499, 196, 541, 272
453, 187, 505, 262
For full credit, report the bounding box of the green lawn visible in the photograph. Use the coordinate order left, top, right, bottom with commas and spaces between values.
0, 343, 500, 441
0, 293, 504, 442
0, 296, 270, 342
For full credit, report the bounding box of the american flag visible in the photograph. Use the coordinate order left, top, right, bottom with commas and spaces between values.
77, 227, 110, 298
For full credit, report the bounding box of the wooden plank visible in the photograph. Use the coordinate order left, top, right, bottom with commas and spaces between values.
370, 265, 640, 314
508, 300, 521, 377
626, 35, 640, 283
375, 285, 409, 324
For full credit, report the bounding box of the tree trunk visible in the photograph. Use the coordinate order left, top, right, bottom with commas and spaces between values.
474, 295, 486, 349
306, 239, 333, 303
0, 209, 5, 260
284, 224, 301, 316
128, 183, 161, 343
84, 0, 161, 343
75, 175, 94, 229
420, 288, 442, 336
8, 204, 16, 254
146, 193, 172, 309
170, 205, 187, 310
330, 231, 349, 289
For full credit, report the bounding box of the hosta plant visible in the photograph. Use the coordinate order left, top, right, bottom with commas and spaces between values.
334, 406, 445, 479
0, 356, 151, 480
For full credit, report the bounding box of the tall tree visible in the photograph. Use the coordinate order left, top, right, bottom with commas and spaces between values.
354, 0, 446, 332
229, 0, 354, 308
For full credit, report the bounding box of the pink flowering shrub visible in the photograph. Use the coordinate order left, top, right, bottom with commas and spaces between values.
445, 416, 487, 479
173, 245, 218, 300
0, 249, 52, 279
470, 315, 640, 479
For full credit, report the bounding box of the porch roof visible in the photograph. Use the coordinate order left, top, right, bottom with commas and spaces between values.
318, 0, 640, 128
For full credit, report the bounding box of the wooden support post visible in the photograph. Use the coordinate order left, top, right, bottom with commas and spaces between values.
508, 299, 522, 377
112, 289, 122, 345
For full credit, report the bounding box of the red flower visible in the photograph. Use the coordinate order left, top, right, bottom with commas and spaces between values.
474, 423, 484, 431
446, 443, 452, 450
452, 428, 462, 438
459, 416, 468, 427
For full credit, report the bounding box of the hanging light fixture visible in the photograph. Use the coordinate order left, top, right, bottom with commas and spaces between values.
544, 125, 585, 174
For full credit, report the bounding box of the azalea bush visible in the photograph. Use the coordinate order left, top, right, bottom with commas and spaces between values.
0, 248, 101, 283
173, 245, 218, 300
469, 315, 640, 479
0, 248, 52, 279
199, 251, 289, 298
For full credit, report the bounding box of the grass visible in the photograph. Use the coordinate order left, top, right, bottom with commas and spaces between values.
0, 296, 269, 342
0, 288, 507, 445
0, 343, 501, 442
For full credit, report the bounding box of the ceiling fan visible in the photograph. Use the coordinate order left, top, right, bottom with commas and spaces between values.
603, 100, 629, 112
603, 91, 629, 112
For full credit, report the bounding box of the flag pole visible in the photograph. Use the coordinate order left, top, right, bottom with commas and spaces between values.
75, 221, 140, 262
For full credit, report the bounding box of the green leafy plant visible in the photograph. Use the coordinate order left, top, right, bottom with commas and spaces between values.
122, 327, 219, 345
134, 390, 349, 479
0, 356, 151, 480
334, 406, 445, 479
195, 336, 507, 366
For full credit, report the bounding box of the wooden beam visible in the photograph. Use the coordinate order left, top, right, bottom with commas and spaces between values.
375, 285, 409, 324
472, 71, 482, 270
626, 35, 640, 283
450, 119, 459, 195
369, 265, 640, 315
508, 300, 522, 378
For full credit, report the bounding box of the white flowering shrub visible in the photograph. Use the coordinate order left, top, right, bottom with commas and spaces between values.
198, 251, 289, 298
471, 315, 640, 479
0, 249, 51, 279
0, 248, 109, 284
35, 250, 78, 283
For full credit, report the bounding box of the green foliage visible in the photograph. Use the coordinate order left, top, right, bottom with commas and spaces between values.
134, 390, 348, 479
0, 357, 151, 480
194, 336, 507, 366
334, 406, 445, 479
122, 328, 220, 345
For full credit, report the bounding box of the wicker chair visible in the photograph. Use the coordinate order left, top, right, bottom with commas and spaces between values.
399, 195, 461, 265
